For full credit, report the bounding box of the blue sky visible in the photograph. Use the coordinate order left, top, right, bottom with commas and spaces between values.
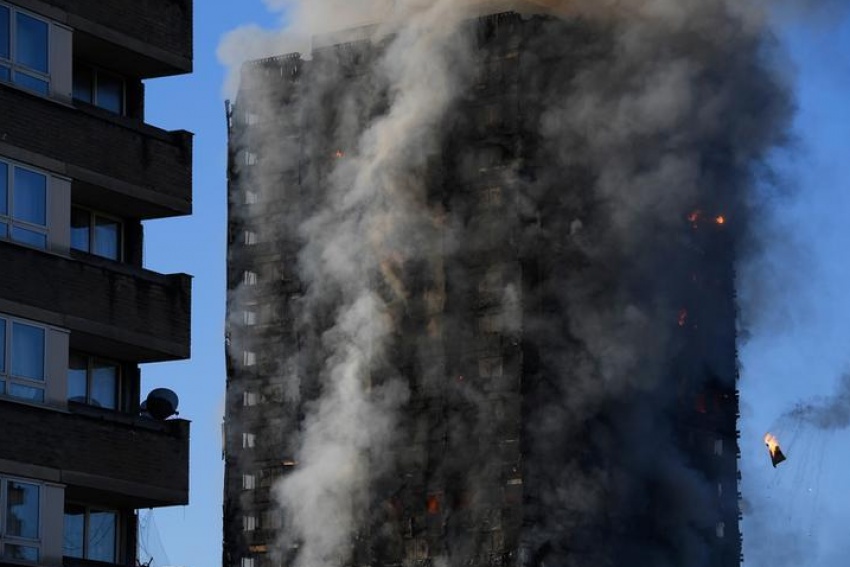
138, 4, 850, 566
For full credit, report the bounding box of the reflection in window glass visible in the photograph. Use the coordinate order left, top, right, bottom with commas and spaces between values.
5, 544, 38, 561
87, 510, 117, 562
0, 162, 6, 215
90, 361, 117, 409
70, 207, 90, 252
72, 65, 93, 104
0, 7, 9, 60
13, 167, 46, 225
6, 481, 40, 539
67, 352, 88, 404
10, 322, 44, 380
93, 216, 120, 260
10, 225, 46, 248
8, 382, 44, 402
15, 13, 47, 73
63, 505, 85, 558
96, 73, 123, 114
13, 70, 47, 94
0, 317, 5, 373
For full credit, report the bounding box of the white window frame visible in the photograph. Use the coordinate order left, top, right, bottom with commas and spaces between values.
0, 3, 51, 95
0, 158, 50, 250
70, 205, 124, 262
0, 475, 43, 562
0, 314, 47, 403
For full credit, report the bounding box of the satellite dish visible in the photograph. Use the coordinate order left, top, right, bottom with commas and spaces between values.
144, 388, 179, 420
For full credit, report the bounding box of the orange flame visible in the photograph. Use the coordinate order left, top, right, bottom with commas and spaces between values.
715, 215, 725, 225
764, 432, 780, 454
687, 210, 701, 223
333, 149, 345, 158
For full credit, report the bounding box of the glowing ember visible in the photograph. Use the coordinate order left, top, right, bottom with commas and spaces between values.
715, 215, 725, 225
764, 433, 787, 468
333, 149, 345, 158
687, 210, 701, 223
678, 308, 688, 327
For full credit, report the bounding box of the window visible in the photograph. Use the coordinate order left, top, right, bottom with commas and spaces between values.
244, 190, 259, 205
67, 352, 120, 410
242, 515, 257, 532
0, 477, 41, 562
63, 505, 117, 562
715, 521, 725, 539
0, 160, 48, 249
0, 316, 46, 402
72, 64, 124, 115
242, 558, 256, 567
0, 4, 49, 95
244, 152, 258, 166
243, 271, 258, 286
478, 357, 503, 378
243, 351, 257, 367
243, 310, 257, 326
242, 475, 256, 490
242, 433, 256, 449
713, 439, 724, 456
244, 230, 258, 245
71, 206, 122, 261
243, 391, 259, 407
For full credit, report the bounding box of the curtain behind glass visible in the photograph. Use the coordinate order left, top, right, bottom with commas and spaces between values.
63, 505, 85, 558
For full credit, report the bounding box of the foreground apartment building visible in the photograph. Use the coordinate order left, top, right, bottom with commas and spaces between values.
0, 0, 192, 564
224, 5, 753, 567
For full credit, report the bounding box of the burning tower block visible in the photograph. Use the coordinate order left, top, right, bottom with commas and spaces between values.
223, 6, 789, 567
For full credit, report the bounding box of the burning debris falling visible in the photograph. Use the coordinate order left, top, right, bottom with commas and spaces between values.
764, 433, 787, 467
221, 0, 802, 566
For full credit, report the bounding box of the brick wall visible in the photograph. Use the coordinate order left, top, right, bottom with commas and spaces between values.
0, 399, 189, 506
0, 242, 191, 361
0, 85, 192, 213
43, 0, 192, 62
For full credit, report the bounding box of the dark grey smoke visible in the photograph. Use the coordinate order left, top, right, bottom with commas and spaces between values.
786, 373, 850, 430
221, 1, 804, 567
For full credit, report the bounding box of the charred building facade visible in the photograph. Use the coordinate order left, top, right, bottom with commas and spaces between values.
0, 0, 192, 565
225, 5, 788, 567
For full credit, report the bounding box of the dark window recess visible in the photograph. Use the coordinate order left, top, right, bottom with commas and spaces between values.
71, 206, 122, 261
73, 64, 125, 115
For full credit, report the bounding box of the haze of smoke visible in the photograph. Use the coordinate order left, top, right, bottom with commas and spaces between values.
785, 373, 850, 430
242, 2, 475, 566
222, 0, 801, 565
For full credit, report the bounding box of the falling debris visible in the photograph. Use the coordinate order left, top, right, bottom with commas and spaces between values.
764, 433, 787, 467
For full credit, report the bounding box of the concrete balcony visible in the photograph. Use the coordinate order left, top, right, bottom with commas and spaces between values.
0, 399, 189, 508
38, 0, 192, 77
0, 241, 191, 363
0, 84, 192, 219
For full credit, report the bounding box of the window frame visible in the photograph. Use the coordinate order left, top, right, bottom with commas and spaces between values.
62, 503, 120, 563
0, 315, 48, 403
70, 205, 124, 262
0, 475, 42, 563
0, 158, 50, 250
72, 62, 126, 116
0, 2, 51, 95
67, 351, 122, 411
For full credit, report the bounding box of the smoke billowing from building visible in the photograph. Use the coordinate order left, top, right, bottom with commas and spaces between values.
784, 373, 850, 431
222, 1, 800, 566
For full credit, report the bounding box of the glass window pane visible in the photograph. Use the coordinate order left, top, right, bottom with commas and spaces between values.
0, 6, 9, 60
10, 322, 44, 380
96, 72, 123, 114
5, 544, 38, 562
13, 167, 46, 225
13, 71, 48, 94
10, 226, 46, 248
93, 216, 120, 260
90, 361, 117, 410
72, 65, 93, 104
87, 510, 117, 562
67, 352, 87, 403
0, 65, 8, 82
70, 208, 90, 252
15, 13, 48, 73
0, 221, 6, 239
63, 504, 85, 559
6, 481, 39, 538
0, 380, 5, 395
8, 382, 44, 402
0, 161, 7, 215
